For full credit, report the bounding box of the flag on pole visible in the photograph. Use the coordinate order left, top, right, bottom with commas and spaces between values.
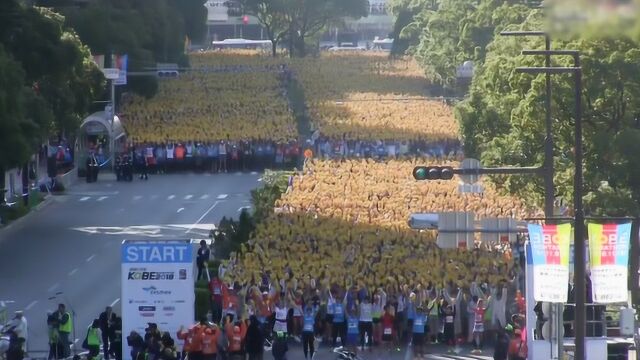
527, 223, 572, 302
112, 54, 128, 85
587, 222, 631, 303
92, 54, 105, 69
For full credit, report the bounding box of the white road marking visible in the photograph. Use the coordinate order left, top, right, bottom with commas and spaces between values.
217, 194, 228, 199
200, 194, 209, 200
68, 268, 79, 276
184, 195, 193, 200
25, 300, 38, 311
177, 208, 185, 213
185, 201, 221, 234
257, 178, 263, 182
251, 171, 258, 175
48, 283, 59, 292
79, 196, 91, 202
86, 254, 96, 262
110, 298, 120, 307
133, 195, 142, 201
168, 195, 175, 200
97, 196, 108, 201
237, 206, 252, 212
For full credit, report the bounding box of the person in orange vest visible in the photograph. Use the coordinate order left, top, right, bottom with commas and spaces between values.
177, 321, 205, 360
225, 317, 247, 360
190, 321, 205, 360
201, 325, 220, 360
176, 325, 192, 360
222, 285, 240, 323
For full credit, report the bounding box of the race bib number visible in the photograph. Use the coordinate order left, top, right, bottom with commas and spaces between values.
384, 328, 392, 335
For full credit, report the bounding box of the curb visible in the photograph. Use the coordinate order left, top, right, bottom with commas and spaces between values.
0, 194, 54, 235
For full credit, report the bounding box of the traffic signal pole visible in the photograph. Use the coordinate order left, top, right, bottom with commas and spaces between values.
452, 166, 542, 176
413, 165, 543, 181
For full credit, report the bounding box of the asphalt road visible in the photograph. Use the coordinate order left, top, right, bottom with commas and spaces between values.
0, 172, 261, 355
268, 343, 495, 360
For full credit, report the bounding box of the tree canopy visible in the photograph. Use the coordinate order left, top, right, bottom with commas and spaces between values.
61, 0, 205, 98
0, 1, 102, 171
388, 0, 640, 216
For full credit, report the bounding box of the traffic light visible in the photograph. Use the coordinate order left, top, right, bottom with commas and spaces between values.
412, 166, 455, 180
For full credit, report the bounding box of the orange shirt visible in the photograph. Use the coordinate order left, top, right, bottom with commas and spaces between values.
222, 288, 239, 312
190, 324, 205, 352
225, 322, 247, 353
175, 146, 185, 160
202, 329, 220, 355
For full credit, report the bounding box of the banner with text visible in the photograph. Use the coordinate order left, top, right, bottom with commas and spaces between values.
588, 223, 631, 303
112, 54, 128, 85
121, 241, 194, 360
528, 223, 572, 302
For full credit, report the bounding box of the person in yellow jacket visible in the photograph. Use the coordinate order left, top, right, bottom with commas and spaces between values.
56, 304, 73, 358
85, 319, 102, 360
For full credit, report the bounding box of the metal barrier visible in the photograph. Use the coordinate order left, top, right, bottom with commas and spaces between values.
559, 303, 623, 338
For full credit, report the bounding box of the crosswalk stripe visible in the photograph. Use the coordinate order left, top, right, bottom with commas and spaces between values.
200, 194, 209, 200
184, 195, 193, 200
217, 194, 228, 199
133, 195, 142, 201
97, 196, 108, 202
79, 197, 91, 202
168, 195, 175, 200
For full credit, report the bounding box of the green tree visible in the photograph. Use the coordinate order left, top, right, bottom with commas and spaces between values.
0, 46, 52, 183
456, 17, 640, 216
388, 0, 437, 56
235, 0, 368, 57
0, 5, 104, 135
235, 0, 290, 57
288, 0, 368, 57
400, 0, 532, 86
63, 0, 194, 98
168, 0, 207, 44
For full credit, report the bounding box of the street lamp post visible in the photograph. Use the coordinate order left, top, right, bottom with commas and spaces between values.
501, 31, 563, 359
516, 51, 584, 360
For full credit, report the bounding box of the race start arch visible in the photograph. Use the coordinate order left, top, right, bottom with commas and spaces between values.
76, 110, 126, 177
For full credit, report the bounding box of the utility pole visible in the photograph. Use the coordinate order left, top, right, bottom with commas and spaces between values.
516, 50, 584, 360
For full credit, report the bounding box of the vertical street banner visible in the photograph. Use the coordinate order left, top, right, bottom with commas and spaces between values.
113, 54, 128, 85
527, 223, 572, 302
588, 223, 631, 303
121, 241, 194, 360
92, 54, 105, 69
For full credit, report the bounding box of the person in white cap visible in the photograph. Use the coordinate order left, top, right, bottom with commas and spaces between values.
8, 311, 28, 351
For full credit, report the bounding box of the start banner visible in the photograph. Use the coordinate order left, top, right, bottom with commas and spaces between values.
528, 223, 572, 303
121, 241, 194, 360
588, 223, 631, 303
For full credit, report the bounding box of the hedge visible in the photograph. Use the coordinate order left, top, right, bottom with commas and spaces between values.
194, 288, 210, 322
